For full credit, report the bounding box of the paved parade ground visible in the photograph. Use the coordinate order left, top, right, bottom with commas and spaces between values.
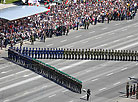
1, 11, 138, 102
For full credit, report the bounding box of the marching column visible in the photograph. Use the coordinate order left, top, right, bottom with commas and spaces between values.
41, 48, 43, 59
35, 48, 38, 59
29, 48, 31, 57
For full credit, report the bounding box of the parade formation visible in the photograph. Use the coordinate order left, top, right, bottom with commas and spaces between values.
14, 47, 138, 61
8, 47, 82, 94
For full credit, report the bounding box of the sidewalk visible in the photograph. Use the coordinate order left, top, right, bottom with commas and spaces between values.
116, 98, 138, 102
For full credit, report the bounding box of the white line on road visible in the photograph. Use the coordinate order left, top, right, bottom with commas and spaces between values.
95, 37, 101, 39
0, 75, 42, 92
106, 73, 113, 76
116, 40, 138, 50
121, 29, 127, 31
60, 39, 67, 42
121, 68, 127, 71
91, 78, 98, 82
113, 82, 120, 86
1, 70, 12, 74
47, 44, 53, 47
83, 41, 88, 43
75, 35, 82, 38
102, 27, 107, 30
69, 100, 74, 102
127, 35, 134, 38
109, 32, 115, 35
48, 94, 56, 98
0, 69, 28, 81
0, 64, 15, 70
99, 87, 106, 91
115, 23, 120, 26
89, 31, 95, 34
62, 90, 68, 92
62, 22, 138, 48
23, 73, 34, 77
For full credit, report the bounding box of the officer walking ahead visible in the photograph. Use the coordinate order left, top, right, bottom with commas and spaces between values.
87, 89, 91, 101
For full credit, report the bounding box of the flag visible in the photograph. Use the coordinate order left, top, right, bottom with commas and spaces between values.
48, 5, 50, 9
65, 0, 68, 4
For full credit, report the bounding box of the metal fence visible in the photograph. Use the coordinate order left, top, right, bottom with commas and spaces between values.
8, 47, 82, 94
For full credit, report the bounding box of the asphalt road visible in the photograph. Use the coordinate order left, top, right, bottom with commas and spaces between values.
0, 14, 138, 102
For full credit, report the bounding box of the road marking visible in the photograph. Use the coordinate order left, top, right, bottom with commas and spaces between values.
47, 44, 53, 47
62, 22, 138, 48
96, 37, 101, 39
0, 58, 3, 60
89, 31, 95, 34
85, 69, 91, 72
60, 39, 67, 42
0, 75, 42, 92
0, 64, 15, 70
81, 95, 87, 98
99, 87, 106, 91
60, 60, 90, 71
109, 32, 115, 35
121, 68, 127, 71
121, 29, 127, 31
48, 94, 56, 98
83, 41, 88, 43
1, 70, 12, 74
127, 35, 134, 38
102, 27, 107, 30
116, 41, 138, 50
92, 78, 98, 82
113, 82, 121, 86
69, 100, 74, 102
136, 63, 138, 65
23, 73, 34, 77
75, 35, 82, 38
127, 20, 132, 22
106, 73, 113, 76
62, 90, 68, 92
0, 69, 28, 81
115, 23, 120, 26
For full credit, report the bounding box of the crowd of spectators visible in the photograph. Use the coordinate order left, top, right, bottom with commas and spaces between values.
0, 0, 137, 49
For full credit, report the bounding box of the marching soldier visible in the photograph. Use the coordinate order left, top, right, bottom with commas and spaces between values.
75, 49, 78, 59
108, 49, 111, 60
87, 89, 91, 101
134, 51, 137, 61
66, 48, 69, 59
35, 48, 38, 59
111, 49, 114, 60
63, 48, 66, 59
69, 49, 72, 59
131, 51, 134, 61
117, 50, 120, 61
125, 50, 128, 61
82, 49, 84, 60
105, 49, 108, 60
126, 82, 129, 98
102, 49, 105, 60
88, 49, 91, 60
72, 49, 75, 59
130, 85, 133, 98
86, 20, 89, 29
78, 49, 81, 59
41, 48, 43, 59
91, 49, 94, 60
120, 50, 123, 61
85, 49, 88, 59
133, 84, 136, 95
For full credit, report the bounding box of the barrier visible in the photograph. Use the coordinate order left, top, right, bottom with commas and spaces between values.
15, 47, 138, 61
8, 47, 82, 94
